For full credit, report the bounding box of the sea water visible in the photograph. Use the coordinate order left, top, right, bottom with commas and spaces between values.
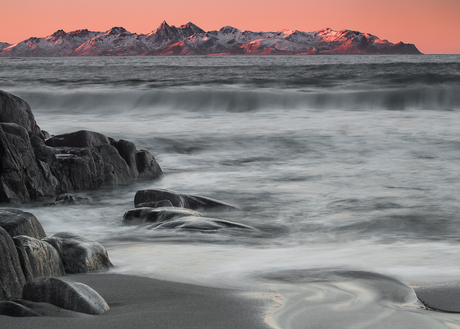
1, 55, 460, 327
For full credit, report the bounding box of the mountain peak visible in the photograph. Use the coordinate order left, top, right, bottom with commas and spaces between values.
50, 29, 67, 40
105, 27, 128, 35
219, 26, 240, 34
180, 22, 205, 34
159, 21, 171, 29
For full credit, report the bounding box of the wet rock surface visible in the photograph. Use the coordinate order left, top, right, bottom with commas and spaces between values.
0, 226, 26, 299
0, 208, 46, 239
0, 300, 43, 317
46, 193, 91, 206
13, 235, 66, 281
0, 90, 163, 203
128, 190, 255, 232
134, 188, 239, 210
22, 277, 109, 315
123, 207, 202, 225
43, 232, 113, 274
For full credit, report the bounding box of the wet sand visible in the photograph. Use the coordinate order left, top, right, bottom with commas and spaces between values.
0, 273, 273, 329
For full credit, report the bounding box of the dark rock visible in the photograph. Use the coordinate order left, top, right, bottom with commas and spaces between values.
13, 235, 65, 281
0, 208, 46, 239
136, 199, 174, 208
134, 189, 239, 210
43, 232, 113, 274
45, 130, 110, 148
0, 90, 43, 138
123, 207, 201, 225
113, 139, 139, 177
136, 150, 163, 179
0, 301, 43, 317
22, 277, 109, 315
47, 193, 91, 206
0, 91, 163, 203
0, 124, 56, 202
0, 226, 26, 299
156, 217, 255, 231
96, 143, 131, 184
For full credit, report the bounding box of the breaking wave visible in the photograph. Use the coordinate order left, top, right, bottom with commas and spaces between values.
15, 84, 460, 115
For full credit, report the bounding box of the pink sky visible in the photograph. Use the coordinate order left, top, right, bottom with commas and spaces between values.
1, 0, 459, 54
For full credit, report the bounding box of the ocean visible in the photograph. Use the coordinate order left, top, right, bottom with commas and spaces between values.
1, 54, 460, 327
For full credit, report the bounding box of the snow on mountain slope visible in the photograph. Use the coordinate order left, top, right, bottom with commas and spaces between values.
0, 42, 11, 51
0, 22, 422, 57
69, 27, 148, 56
0, 29, 103, 57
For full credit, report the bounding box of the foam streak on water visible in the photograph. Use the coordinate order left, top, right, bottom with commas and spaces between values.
2, 55, 460, 327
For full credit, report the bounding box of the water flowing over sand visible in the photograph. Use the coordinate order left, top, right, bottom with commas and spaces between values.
2, 55, 460, 328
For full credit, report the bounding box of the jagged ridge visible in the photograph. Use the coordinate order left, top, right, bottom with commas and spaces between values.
0, 21, 422, 56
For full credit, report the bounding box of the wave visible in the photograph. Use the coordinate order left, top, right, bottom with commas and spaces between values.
15, 84, 460, 114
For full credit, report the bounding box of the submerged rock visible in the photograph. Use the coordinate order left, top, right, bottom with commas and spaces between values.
22, 277, 109, 315
46, 193, 92, 206
156, 216, 255, 231
123, 207, 202, 225
0, 300, 43, 317
0, 208, 46, 239
134, 189, 238, 210
43, 232, 113, 274
0, 90, 163, 203
13, 235, 65, 282
0, 226, 26, 299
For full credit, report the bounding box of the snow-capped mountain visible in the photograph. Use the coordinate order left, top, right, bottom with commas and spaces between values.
0, 21, 422, 57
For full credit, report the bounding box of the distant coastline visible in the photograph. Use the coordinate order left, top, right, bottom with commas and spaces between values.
0, 21, 422, 57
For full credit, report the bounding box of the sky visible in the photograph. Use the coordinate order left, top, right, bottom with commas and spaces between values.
1, 0, 459, 54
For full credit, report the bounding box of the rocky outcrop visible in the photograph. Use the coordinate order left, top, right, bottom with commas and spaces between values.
22, 277, 109, 315
0, 90, 163, 203
134, 189, 239, 210
127, 191, 254, 231
0, 208, 112, 315
43, 232, 113, 274
0, 226, 27, 299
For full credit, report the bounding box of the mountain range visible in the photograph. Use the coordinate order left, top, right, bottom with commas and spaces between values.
0, 21, 422, 57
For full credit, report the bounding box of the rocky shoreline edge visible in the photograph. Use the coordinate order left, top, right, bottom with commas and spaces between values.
0, 90, 262, 319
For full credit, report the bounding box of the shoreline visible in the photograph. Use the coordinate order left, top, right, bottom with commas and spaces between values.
0, 273, 274, 329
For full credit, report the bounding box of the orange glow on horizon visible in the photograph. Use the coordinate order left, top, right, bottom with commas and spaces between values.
1, 0, 459, 54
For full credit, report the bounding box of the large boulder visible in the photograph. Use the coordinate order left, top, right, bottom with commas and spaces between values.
13, 235, 66, 282
22, 277, 109, 315
0, 90, 163, 203
0, 226, 26, 299
43, 232, 113, 274
0, 208, 46, 239
134, 189, 239, 210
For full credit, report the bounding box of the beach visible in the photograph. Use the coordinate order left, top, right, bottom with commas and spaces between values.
1, 273, 273, 328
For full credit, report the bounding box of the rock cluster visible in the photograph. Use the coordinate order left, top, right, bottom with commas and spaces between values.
124, 188, 255, 231
0, 208, 112, 316
0, 90, 163, 203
